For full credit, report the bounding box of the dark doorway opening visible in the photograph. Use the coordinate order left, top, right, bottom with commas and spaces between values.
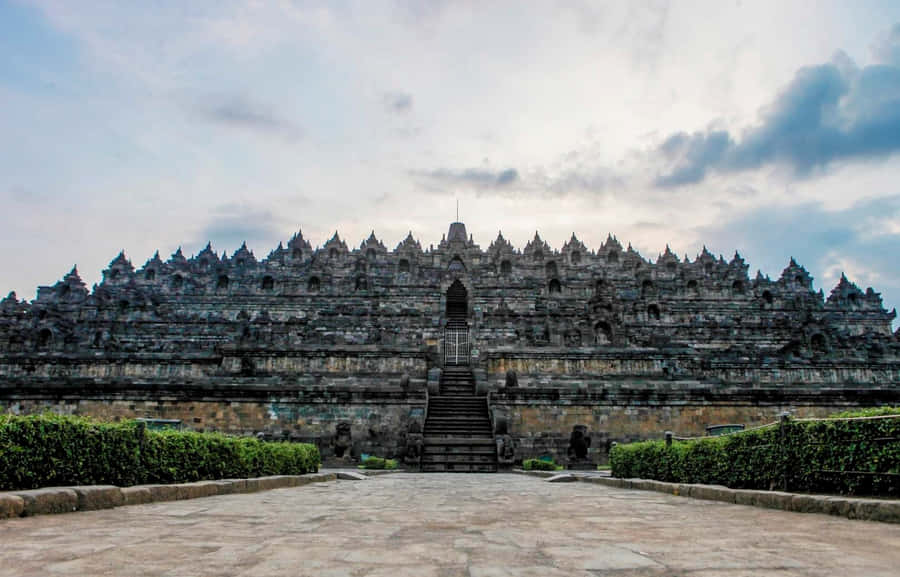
446, 280, 468, 324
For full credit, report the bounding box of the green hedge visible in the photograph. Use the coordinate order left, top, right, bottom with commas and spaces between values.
0, 414, 320, 490
829, 407, 900, 418
610, 414, 900, 496
523, 458, 561, 471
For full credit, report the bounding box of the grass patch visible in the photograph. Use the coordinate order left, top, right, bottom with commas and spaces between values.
523, 458, 563, 471
358, 456, 398, 470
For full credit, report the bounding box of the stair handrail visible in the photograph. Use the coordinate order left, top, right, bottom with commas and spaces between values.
420, 379, 429, 472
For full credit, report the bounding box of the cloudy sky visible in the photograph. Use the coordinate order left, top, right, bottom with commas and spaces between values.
2, 0, 900, 322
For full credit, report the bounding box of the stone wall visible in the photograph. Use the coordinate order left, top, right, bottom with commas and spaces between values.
486, 350, 900, 464
0, 349, 429, 464
489, 385, 897, 465
2, 396, 425, 464
1, 220, 899, 466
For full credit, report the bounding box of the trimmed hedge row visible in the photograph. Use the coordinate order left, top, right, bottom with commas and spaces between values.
830, 407, 900, 418
0, 414, 320, 491
610, 413, 900, 496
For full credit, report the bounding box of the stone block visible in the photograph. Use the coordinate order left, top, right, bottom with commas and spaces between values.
224, 479, 248, 493
0, 493, 25, 518
733, 490, 756, 507
121, 486, 153, 506
72, 485, 125, 511
256, 476, 290, 491
546, 474, 577, 483
822, 496, 854, 518
211, 481, 237, 495
688, 484, 735, 503
737, 490, 792, 510
847, 498, 880, 521
243, 478, 261, 492
144, 484, 179, 502
336, 471, 369, 481
644, 480, 676, 494
582, 476, 613, 487
192, 481, 221, 497
16, 488, 78, 516
867, 501, 900, 524
789, 493, 822, 514
174, 483, 208, 500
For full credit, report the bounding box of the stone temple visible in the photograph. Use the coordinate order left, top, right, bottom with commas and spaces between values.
1, 221, 899, 471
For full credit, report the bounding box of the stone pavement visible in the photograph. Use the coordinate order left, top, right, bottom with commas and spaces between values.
2, 473, 899, 577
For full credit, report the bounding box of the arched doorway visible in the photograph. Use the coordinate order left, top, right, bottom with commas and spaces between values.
444, 280, 469, 365
446, 279, 468, 325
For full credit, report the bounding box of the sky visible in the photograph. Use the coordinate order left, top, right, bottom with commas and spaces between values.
2, 0, 900, 325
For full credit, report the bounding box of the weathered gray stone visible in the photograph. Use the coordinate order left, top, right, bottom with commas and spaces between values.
223, 479, 248, 492
209, 480, 237, 494
336, 471, 369, 481
689, 484, 735, 503
143, 484, 178, 502
733, 490, 792, 510
868, 500, 900, 523
790, 493, 821, 513
121, 486, 152, 506
546, 474, 577, 483
173, 482, 217, 500
16, 487, 78, 516
823, 496, 856, 518
72, 485, 125, 511
0, 493, 25, 518
1, 220, 897, 469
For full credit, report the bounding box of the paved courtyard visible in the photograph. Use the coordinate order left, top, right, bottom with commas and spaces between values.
2, 473, 899, 577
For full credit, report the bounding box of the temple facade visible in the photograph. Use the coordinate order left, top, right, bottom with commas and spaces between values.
1, 221, 899, 466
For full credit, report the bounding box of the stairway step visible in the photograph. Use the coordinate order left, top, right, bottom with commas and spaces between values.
425, 432, 493, 437
427, 418, 489, 424
426, 420, 490, 424
425, 427, 491, 438
425, 427, 491, 432
421, 455, 497, 464
421, 463, 497, 473
423, 448, 496, 456
423, 365, 498, 473
425, 425, 491, 428
424, 436, 494, 444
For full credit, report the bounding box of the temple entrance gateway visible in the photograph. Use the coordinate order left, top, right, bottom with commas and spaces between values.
444, 280, 469, 365
423, 272, 498, 472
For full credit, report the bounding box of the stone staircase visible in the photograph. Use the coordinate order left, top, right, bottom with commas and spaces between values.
421, 366, 498, 472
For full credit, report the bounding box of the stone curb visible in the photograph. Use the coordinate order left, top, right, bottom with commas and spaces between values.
513, 470, 900, 524
512, 469, 559, 478
0, 472, 336, 521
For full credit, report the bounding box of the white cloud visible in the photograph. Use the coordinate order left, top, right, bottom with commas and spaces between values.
1, 1, 899, 327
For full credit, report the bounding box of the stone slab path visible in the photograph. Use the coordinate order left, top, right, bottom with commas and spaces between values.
2, 473, 899, 576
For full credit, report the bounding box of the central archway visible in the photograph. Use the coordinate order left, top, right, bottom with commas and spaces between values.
446, 279, 468, 324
